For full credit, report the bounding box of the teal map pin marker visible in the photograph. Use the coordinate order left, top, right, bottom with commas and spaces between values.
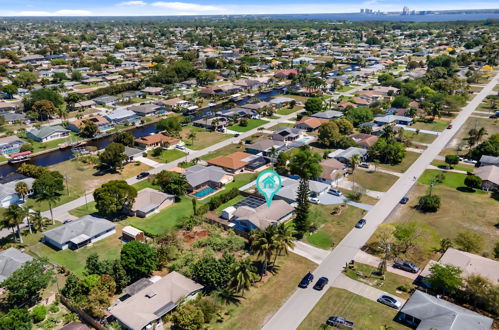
256, 170, 282, 207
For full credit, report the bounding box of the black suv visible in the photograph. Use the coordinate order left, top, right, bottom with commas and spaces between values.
298, 272, 314, 288
136, 172, 150, 179
313, 277, 329, 291
393, 260, 420, 273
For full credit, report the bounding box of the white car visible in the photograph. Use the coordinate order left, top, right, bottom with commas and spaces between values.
176, 145, 186, 151
377, 295, 402, 309
308, 197, 320, 204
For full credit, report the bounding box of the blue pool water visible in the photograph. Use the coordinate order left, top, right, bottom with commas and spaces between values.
296, 137, 313, 143
194, 187, 216, 198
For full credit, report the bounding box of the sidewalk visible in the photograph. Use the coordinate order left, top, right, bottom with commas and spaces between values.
336, 178, 384, 199
332, 273, 407, 305
135, 156, 161, 168
354, 250, 418, 280
289, 241, 330, 265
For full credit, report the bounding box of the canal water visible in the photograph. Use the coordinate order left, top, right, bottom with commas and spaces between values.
0, 87, 286, 177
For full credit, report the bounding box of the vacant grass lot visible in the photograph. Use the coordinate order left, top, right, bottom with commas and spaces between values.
269, 122, 295, 130
148, 148, 186, 163
305, 205, 366, 249
227, 119, 269, 132
214, 252, 315, 330
387, 179, 498, 262
298, 288, 408, 330
344, 263, 414, 299
277, 106, 301, 115
200, 143, 245, 161
180, 125, 230, 150
404, 131, 437, 144
379, 151, 420, 173
411, 119, 449, 132
430, 160, 476, 173
348, 170, 399, 192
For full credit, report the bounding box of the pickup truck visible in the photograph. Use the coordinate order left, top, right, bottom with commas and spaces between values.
326, 316, 355, 328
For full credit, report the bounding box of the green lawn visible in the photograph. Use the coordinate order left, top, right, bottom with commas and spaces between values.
411, 119, 449, 132
269, 122, 295, 130
277, 106, 301, 115
404, 131, 437, 144
132, 179, 160, 191
26, 225, 124, 276
337, 85, 353, 92
148, 148, 186, 163
180, 125, 230, 150
200, 143, 246, 161
213, 252, 316, 330
298, 288, 408, 330
227, 119, 268, 132
305, 205, 367, 249
419, 169, 483, 191
430, 161, 476, 173
0, 155, 8, 162
379, 151, 420, 173
68, 201, 97, 218
24, 132, 84, 153
348, 170, 399, 192
344, 263, 414, 299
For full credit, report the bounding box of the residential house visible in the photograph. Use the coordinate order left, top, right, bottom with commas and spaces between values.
473, 166, 499, 191
274, 69, 297, 79
0, 173, 34, 207
124, 146, 143, 162
269, 97, 295, 108
374, 115, 413, 126
216, 107, 258, 120
231, 200, 294, 231
157, 98, 189, 111
27, 125, 70, 142
192, 117, 228, 131
295, 116, 328, 132
93, 95, 118, 106
104, 109, 140, 125
478, 155, 499, 167
245, 138, 285, 157
184, 165, 233, 192
0, 136, 26, 155
141, 87, 164, 95
1, 112, 27, 124
128, 104, 165, 117
207, 151, 267, 173
110, 272, 203, 330
349, 133, 379, 149
73, 100, 96, 110
397, 290, 493, 330
271, 126, 304, 142
130, 188, 175, 218
420, 248, 499, 285
0, 248, 34, 282
329, 147, 368, 164
42, 215, 116, 250
241, 101, 271, 112
337, 101, 356, 110
275, 177, 329, 203
311, 110, 344, 120
317, 158, 347, 184
67, 116, 112, 134
134, 133, 181, 151
0, 102, 19, 112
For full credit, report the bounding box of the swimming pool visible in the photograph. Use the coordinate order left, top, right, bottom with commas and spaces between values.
193, 187, 216, 198
296, 136, 313, 144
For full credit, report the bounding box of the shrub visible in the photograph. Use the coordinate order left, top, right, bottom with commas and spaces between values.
418, 194, 441, 212
31, 305, 47, 323
48, 304, 59, 313
397, 285, 410, 292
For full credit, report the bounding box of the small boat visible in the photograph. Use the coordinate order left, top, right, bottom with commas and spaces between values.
8, 151, 32, 164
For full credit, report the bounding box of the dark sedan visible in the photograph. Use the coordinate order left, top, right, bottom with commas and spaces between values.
400, 196, 409, 204
313, 277, 329, 291
136, 172, 150, 179
355, 219, 366, 229
298, 272, 314, 288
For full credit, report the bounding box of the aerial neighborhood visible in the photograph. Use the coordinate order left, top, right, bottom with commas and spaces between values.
0, 9, 497, 330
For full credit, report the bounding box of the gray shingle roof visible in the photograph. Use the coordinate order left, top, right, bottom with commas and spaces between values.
184, 165, 227, 188
43, 215, 115, 245
0, 248, 33, 282
28, 125, 69, 139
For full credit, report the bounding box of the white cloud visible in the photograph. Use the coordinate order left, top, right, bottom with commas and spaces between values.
15, 11, 53, 16
151, 2, 223, 12
118, 1, 147, 6
15, 9, 91, 16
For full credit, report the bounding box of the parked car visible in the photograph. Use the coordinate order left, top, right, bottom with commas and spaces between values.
176, 145, 186, 151
328, 188, 342, 196
313, 277, 329, 291
234, 133, 240, 137
326, 316, 354, 328
377, 295, 402, 309
393, 260, 420, 273
489, 114, 497, 119
355, 219, 366, 228
298, 272, 314, 288
308, 197, 320, 204
359, 163, 369, 169
136, 172, 150, 179
447, 124, 453, 129
400, 196, 409, 204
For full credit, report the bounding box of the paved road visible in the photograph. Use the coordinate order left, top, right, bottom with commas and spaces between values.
262, 72, 499, 330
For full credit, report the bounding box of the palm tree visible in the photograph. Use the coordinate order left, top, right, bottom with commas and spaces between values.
15, 181, 30, 202
230, 258, 258, 293
187, 131, 197, 146
29, 210, 49, 233
35, 190, 60, 225
476, 127, 488, 144
4, 204, 27, 243
213, 287, 243, 305
380, 125, 395, 141
250, 226, 277, 276
273, 223, 296, 264
350, 154, 361, 188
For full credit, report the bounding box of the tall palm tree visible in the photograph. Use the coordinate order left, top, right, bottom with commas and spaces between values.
476, 127, 488, 144
249, 226, 277, 276
273, 223, 296, 264
350, 154, 361, 188
213, 287, 243, 306
4, 204, 27, 243
15, 182, 30, 202
29, 210, 49, 233
230, 258, 258, 293
188, 131, 197, 146
35, 190, 60, 225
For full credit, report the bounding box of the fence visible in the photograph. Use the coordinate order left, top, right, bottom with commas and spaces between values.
59, 295, 105, 330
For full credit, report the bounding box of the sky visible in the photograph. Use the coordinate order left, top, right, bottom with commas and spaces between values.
0, 0, 497, 16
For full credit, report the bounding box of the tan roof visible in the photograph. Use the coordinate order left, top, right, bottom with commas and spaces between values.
296, 116, 328, 129
473, 165, 499, 185
420, 248, 499, 284
69, 115, 108, 128
233, 200, 294, 229
352, 97, 370, 105
110, 271, 203, 330
320, 158, 346, 180
158, 98, 185, 106
132, 188, 173, 212
349, 133, 379, 148
207, 151, 252, 170
134, 133, 180, 146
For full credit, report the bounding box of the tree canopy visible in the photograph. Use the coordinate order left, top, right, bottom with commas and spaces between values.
93, 180, 137, 219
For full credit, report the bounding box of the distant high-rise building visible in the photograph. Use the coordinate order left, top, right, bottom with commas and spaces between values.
402, 6, 410, 15
360, 9, 365, 13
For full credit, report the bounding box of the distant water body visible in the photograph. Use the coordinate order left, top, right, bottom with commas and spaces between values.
270, 13, 499, 22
